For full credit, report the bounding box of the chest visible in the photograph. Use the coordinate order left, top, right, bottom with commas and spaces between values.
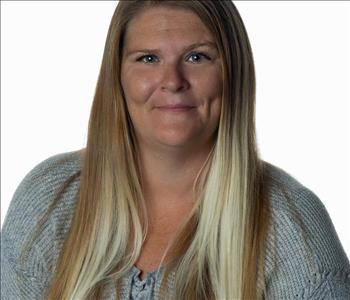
135, 205, 192, 276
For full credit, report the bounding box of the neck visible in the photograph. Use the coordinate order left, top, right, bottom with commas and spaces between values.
137, 140, 215, 208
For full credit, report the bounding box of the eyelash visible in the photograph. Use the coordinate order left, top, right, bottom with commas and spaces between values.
136, 52, 211, 64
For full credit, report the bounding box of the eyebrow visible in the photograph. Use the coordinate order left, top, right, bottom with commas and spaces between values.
124, 41, 218, 58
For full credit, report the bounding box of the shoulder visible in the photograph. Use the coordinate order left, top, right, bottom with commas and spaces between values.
5, 150, 82, 201
1, 150, 83, 285
261, 161, 350, 298
16, 149, 82, 185
263, 161, 334, 235
2, 149, 82, 234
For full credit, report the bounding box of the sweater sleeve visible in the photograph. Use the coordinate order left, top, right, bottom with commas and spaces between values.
1, 151, 81, 300
264, 185, 350, 299
1, 243, 48, 300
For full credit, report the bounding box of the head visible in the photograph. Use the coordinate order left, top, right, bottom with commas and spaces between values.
43, 2, 265, 300
92, 0, 256, 159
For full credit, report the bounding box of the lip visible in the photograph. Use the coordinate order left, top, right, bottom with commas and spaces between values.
157, 104, 195, 109
156, 106, 195, 112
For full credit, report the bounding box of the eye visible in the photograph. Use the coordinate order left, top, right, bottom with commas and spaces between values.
136, 54, 158, 64
187, 52, 211, 64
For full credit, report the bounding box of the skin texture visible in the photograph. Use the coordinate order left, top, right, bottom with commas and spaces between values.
120, 7, 223, 278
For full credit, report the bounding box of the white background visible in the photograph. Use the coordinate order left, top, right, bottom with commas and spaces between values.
1, 1, 349, 258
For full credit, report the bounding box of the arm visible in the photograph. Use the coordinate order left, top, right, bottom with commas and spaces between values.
1, 241, 48, 300
1, 174, 50, 300
1, 151, 81, 300
264, 186, 350, 299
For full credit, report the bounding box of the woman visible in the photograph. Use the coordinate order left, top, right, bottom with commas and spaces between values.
2, 1, 349, 299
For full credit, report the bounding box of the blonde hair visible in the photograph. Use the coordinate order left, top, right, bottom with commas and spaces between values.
22, 1, 270, 299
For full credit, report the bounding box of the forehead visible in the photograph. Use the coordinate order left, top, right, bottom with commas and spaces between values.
124, 7, 214, 48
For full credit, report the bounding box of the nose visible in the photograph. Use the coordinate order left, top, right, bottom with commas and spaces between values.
160, 63, 189, 93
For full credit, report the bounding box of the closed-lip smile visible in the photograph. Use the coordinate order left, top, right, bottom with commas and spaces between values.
157, 104, 195, 109
156, 105, 195, 113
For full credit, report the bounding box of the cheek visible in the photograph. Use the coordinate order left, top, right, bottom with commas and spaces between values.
121, 68, 156, 135
194, 67, 222, 131
121, 67, 158, 106
190, 63, 222, 94
206, 68, 222, 98
192, 66, 223, 112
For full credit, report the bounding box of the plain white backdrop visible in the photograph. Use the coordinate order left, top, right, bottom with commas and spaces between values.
1, 1, 349, 259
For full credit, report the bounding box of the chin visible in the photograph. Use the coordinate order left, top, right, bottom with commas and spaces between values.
156, 132, 198, 148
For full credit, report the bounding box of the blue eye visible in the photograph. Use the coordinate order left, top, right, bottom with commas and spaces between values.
187, 52, 210, 63
137, 54, 158, 64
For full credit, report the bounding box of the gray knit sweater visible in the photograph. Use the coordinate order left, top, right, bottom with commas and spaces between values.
1, 150, 350, 299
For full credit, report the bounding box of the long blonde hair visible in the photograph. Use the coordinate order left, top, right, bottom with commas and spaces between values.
22, 1, 270, 299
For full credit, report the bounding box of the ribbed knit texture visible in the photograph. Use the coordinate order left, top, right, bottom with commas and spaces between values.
1, 150, 350, 299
